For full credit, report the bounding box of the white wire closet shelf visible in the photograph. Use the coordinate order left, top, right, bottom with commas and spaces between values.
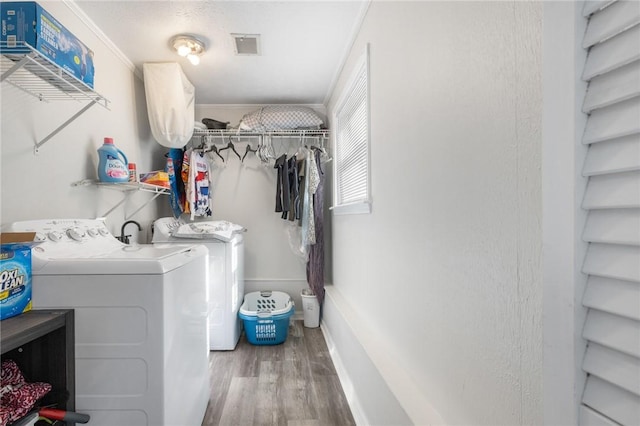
71, 179, 170, 220
193, 128, 330, 139
1, 41, 110, 152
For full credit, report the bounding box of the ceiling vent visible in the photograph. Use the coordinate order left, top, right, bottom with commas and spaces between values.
232, 34, 261, 56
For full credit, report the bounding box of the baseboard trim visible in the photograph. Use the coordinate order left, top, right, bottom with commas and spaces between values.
321, 284, 444, 426
321, 320, 369, 426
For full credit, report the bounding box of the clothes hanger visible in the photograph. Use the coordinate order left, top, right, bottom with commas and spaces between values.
308, 136, 331, 163
242, 144, 258, 162
219, 136, 242, 160
258, 135, 276, 164
198, 136, 225, 162
257, 136, 268, 163
208, 144, 225, 162
295, 133, 308, 157
191, 136, 206, 152
319, 136, 331, 161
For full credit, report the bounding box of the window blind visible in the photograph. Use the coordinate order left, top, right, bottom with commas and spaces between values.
579, 1, 640, 425
333, 48, 370, 212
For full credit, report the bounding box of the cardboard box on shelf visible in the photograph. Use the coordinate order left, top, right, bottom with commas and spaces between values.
1, 1, 95, 88
139, 171, 170, 189
0, 233, 39, 320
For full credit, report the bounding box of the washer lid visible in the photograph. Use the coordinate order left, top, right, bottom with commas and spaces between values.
152, 217, 245, 243
152, 217, 183, 242
31, 243, 207, 275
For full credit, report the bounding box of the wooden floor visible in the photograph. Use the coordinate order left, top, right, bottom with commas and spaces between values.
202, 320, 356, 426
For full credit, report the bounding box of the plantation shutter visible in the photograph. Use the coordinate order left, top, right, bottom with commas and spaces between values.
579, 1, 640, 425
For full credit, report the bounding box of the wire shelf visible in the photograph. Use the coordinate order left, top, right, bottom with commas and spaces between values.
193, 128, 330, 139
1, 41, 109, 109
73, 179, 170, 195
71, 180, 170, 220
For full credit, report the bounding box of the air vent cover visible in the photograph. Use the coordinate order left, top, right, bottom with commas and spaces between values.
232, 34, 261, 56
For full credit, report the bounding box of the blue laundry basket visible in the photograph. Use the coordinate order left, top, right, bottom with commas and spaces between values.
239, 291, 294, 345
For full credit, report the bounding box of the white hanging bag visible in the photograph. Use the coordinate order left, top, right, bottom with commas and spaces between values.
143, 62, 195, 148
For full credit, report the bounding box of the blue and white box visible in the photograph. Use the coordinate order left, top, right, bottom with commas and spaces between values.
0, 233, 37, 321
1, 1, 95, 88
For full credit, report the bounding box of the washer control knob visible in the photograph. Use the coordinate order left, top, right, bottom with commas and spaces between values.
47, 231, 63, 242
87, 228, 99, 237
98, 228, 109, 237
67, 227, 85, 241
34, 233, 47, 242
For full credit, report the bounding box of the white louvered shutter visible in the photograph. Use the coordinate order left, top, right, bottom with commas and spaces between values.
579, 1, 640, 425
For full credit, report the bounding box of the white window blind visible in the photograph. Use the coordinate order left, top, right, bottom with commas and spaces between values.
579, 1, 640, 425
332, 47, 370, 214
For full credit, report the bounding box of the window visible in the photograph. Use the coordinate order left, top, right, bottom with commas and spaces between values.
332, 46, 371, 215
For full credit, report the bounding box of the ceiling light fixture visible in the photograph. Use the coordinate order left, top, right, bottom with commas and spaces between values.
170, 34, 206, 66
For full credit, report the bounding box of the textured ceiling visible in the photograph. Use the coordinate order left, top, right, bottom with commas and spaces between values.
74, 0, 367, 105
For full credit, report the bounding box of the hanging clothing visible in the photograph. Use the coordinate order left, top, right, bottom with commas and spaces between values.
274, 154, 290, 215
297, 154, 306, 226
188, 150, 212, 219
301, 148, 319, 253
166, 148, 184, 218
307, 149, 320, 244
181, 149, 191, 215
306, 147, 325, 305
287, 155, 299, 221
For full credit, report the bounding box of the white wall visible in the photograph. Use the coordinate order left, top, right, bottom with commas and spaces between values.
324, 2, 543, 424
1, 1, 166, 239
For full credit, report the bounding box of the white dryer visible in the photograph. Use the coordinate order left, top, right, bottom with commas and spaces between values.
152, 217, 244, 350
8, 219, 210, 426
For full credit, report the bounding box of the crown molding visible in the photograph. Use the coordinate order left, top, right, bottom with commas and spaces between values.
62, 0, 141, 78
323, 0, 371, 107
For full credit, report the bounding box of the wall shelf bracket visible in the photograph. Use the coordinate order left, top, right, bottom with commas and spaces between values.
34, 100, 99, 154
1, 42, 110, 154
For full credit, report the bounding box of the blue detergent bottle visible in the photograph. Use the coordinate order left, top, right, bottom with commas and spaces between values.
98, 137, 129, 182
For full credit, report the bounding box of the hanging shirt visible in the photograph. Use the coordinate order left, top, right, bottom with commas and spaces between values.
188, 151, 212, 219
287, 155, 299, 221
274, 154, 289, 214
306, 149, 320, 245
181, 149, 192, 214
166, 148, 184, 218
307, 147, 326, 306
297, 154, 306, 227
300, 148, 319, 254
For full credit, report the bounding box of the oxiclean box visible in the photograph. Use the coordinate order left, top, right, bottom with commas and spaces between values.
0, 233, 38, 321
0, 1, 95, 88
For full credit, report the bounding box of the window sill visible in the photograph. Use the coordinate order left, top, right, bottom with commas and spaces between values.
330, 201, 371, 215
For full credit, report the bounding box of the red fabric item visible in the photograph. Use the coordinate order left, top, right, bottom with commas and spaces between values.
0, 360, 51, 426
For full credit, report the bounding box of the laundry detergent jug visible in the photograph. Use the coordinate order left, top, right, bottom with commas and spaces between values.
98, 137, 129, 182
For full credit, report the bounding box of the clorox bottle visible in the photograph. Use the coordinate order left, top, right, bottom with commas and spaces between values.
98, 137, 129, 182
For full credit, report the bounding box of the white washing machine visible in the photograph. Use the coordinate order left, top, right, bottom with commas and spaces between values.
152, 217, 244, 351
8, 219, 210, 426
